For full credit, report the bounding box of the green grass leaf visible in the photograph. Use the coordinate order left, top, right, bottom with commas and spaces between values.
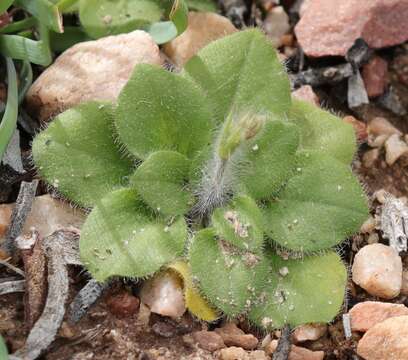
80, 188, 187, 281
15, 0, 63, 33
0, 335, 8, 360
183, 29, 291, 123
264, 151, 369, 252
131, 151, 193, 216
49, 26, 89, 52
249, 251, 347, 329
0, 34, 52, 65
0, 57, 18, 161
32, 101, 134, 207
116, 64, 213, 160
0, 0, 14, 13
79, 0, 163, 39
186, 0, 216, 12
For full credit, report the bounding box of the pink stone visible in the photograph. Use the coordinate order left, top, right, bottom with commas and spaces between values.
291, 85, 319, 106
362, 56, 389, 98
352, 244, 402, 299
349, 301, 408, 332
357, 316, 408, 360
266, 340, 324, 360
295, 0, 408, 57
292, 323, 327, 343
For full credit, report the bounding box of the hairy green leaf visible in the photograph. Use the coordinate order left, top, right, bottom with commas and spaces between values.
249, 251, 347, 329
212, 195, 264, 253
264, 151, 369, 252
116, 64, 213, 160
131, 151, 192, 216
183, 29, 291, 123
32, 102, 133, 207
80, 188, 187, 281
289, 99, 356, 164
190, 228, 269, 317
236, 119, 299, 200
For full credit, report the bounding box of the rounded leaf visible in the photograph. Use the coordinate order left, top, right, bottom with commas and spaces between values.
131, 151, 192, 215
189, 228, 269, 317
32, 102, 133, 208
264, 151, 369, 252
236, 119, 299, 199
212, 195, 264, 253
116, 64, 214, 160
183, 29, 291, 122
249, 251, 347, 329
80, 188, 187, 281
289, 99, 356, 164
79, 0, 163, 39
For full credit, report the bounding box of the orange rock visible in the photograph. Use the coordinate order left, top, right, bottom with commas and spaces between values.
292, 85, 320, 107
106, 291, 140, 318
357, 316, 408, 360
215, 323, 258, 350
349, 301, 408, 332
343, 116, 368, 143
163, 12, 237, 67
192, 330, 226, 352
266, 340, 324, 360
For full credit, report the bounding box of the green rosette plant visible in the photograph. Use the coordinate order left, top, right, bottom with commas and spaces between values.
32, 29, 368, 329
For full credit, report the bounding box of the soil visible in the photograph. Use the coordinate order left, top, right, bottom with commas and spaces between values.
1, 3, 408, 360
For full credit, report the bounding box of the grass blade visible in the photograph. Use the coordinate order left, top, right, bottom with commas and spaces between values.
15, 0, 63, 33
50, 26, 89, 52
0, 17, 36, 34
0, 0, 15, 14
0, 57, 18, 161
18, 60, 33, 104
0, 33, 52, 65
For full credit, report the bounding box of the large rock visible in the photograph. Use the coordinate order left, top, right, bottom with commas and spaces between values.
357, 316, 408, 360
352, 244, 402, 299
349, 301, 408, 332
0, 194, 85, 241
295, 0, 408, 57
163, 12, 237, 67
26, 30, 163, 122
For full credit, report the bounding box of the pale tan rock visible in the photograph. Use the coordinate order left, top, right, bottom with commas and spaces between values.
357, 316, 408, 360
349, 301, 408, 332
0, 195, 85, 242
219, 346, 250, 360
292, 323, 327, 343
360, 216, 376, 234
264, 6, 290, 47
248, 350, 269, 360
291, 85, 319, 106
367, 233, 379, 244
384, 134, 408, 165
374, 189, 388, 204
362, 149, 380, 168
368, 134, 389, 148
401, 270, 408, 296
215, 323, 258, 350
26, 30, 163, 122
352, 244, 402, 299
368, 117, 402, 137
140, 271, 185, 318
163, 12, 237, 67
192, 330, 226, 352
265, 340, 324, 360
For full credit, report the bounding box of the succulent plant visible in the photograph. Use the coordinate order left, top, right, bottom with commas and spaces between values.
32, 29, 368, 329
